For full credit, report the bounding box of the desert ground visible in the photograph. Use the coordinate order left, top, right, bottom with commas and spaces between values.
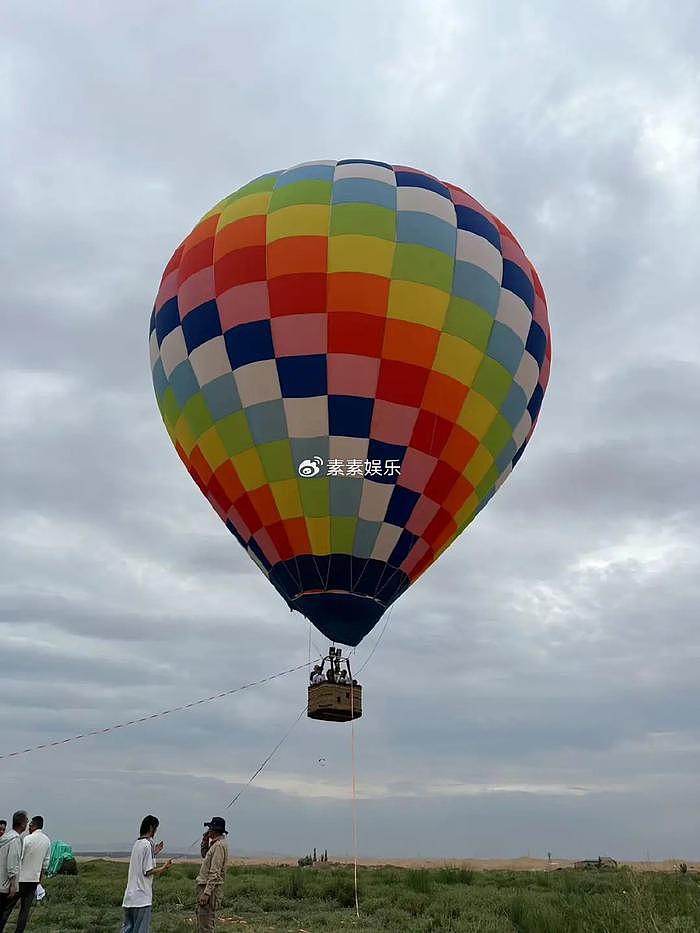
81, 854, 698, 872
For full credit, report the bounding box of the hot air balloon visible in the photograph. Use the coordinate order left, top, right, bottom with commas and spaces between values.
149, 160, 551, 720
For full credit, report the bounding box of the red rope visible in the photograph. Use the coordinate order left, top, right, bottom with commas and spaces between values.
350, 682, 360, 918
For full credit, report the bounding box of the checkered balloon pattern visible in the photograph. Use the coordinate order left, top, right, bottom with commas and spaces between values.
149, 160, 551, 647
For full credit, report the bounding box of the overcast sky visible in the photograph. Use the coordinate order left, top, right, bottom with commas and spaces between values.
2, 0, 699, 861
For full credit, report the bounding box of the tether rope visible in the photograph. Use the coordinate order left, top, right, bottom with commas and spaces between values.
0, 663, 310, 762
223, 703, 308, 810
186, 700, 309, 849
350, 678, 360, 917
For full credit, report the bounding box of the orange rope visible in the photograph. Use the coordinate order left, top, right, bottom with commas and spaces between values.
350, 680, 359, 918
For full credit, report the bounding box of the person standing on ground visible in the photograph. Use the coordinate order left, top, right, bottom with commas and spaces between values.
121, 815, 173, 933
0, 822, 6, 840
196, 817, 229, 933
3, 815, 52, 933
0, 810, 28, 931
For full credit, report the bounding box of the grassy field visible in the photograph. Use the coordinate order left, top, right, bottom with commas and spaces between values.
16, 859, 700, 932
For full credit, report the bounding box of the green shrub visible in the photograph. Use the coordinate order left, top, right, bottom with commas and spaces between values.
406, 869, 434, 894
280, 868, 305, 899
323, 873, 357, 907
401, 891, 430, 916
508, 893, 575, 933
435, 865, 475, 885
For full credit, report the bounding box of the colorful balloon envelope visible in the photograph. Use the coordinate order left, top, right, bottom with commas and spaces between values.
149, 160, 551, 647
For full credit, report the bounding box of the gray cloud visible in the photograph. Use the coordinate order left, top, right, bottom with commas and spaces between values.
1, 0, 699, 862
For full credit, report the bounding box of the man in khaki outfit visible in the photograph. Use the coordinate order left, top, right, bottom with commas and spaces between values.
196, 817, 228, 932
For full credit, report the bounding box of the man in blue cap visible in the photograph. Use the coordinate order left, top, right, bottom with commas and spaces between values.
196, 817, 228, 932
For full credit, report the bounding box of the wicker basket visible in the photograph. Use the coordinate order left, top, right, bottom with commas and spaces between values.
307, 683, 362, 722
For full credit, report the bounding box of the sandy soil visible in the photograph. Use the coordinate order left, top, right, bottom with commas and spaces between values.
228, 857, 699, 873
79, 855, 698, 873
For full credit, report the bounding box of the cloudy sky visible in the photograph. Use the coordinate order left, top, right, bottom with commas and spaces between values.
2, 0, 699, 860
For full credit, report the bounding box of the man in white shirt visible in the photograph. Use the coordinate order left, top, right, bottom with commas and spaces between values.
0, 810, 29, 932
121, 815, 173, 933
4, 815, 52, 932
